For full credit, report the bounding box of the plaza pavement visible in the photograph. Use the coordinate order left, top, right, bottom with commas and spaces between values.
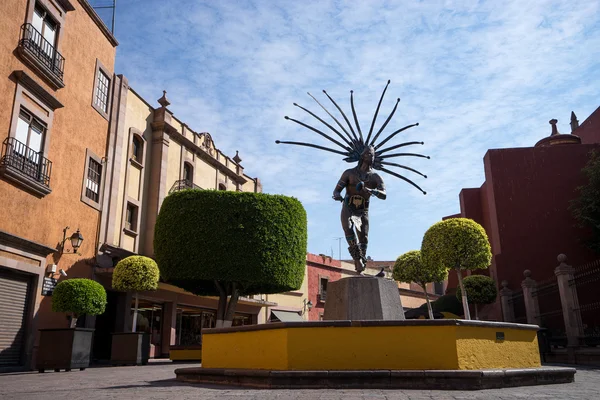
0, 361, 598, 399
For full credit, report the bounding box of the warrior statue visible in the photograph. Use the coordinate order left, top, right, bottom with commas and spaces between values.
277, 80, 429, 274
333, 146, 385, 273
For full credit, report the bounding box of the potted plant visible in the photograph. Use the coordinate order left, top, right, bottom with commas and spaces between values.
37, 278, 107, 372
111, 255, 159, 365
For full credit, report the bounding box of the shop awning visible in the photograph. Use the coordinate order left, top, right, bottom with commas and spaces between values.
270, 310, 304, 322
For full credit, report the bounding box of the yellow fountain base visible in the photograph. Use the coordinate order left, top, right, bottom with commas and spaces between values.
201, 320, 541, 371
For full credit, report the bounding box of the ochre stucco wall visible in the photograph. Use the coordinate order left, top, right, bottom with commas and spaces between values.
0, 1, 117, 363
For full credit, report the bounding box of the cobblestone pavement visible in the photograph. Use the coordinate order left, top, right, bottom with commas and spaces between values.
0, 362, 598, 400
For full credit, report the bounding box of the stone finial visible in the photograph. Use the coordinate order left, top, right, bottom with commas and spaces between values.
557, 253, 567, 263
233, 150, 242, 164
158, 90, 170, 108
501, 280, 509, 289
570, 112, 579, 132
549, 119, 559, 136
523, 269, 531, 278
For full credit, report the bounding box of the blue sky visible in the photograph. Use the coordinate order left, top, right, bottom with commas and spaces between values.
95, 0, 599, 261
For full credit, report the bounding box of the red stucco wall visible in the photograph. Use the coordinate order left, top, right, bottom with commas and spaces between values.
306, 253, 342, 321
447, 141, 600, 320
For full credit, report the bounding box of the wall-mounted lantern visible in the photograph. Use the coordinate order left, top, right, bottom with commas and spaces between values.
59, 226, 84, 255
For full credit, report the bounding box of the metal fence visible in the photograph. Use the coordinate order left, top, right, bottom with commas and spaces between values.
571, 259, 600, 347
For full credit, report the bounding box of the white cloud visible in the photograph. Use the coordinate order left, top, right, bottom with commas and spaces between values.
114, 0, 600, 260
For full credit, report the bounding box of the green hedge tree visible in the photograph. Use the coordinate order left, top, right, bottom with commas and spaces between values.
154, 190, 307, 328
113, 256, 160, 332
455, 275, 497, 320
570, 150, 600, 254
393, 250, 446, 320
421, 218, 492, 320
52, 278, 107, 328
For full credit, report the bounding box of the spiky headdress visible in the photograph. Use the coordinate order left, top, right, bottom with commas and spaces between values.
276, 80, 428, 194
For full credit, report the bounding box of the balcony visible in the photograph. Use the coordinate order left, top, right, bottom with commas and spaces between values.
18, 23, 65, 89
0, 137, 52, 196
169, 179, 203, 194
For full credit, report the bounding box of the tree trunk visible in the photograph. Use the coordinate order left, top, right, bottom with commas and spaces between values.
474, 304, 479, 320
422, 283, 434, 320
214, 281, 240, 328
456, 268, 471, 320
215, 281, 227, 328
70, 314, 78, 328
132, 292, 139, 332
223, 283, 240, 328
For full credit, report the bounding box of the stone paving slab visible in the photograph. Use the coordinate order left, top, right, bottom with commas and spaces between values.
0, 362, 598, 399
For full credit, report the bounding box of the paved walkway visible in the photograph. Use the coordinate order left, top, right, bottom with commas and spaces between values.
0, 362, 598, 399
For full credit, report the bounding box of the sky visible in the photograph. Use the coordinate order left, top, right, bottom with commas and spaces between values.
94, 0, 600, 261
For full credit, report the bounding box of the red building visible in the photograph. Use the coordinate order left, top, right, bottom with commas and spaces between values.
306, 253, 342, 320
444, 108, 600, 321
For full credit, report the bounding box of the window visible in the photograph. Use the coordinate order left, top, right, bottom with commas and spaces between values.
85, 158, 102, 203
32, 4, 58, 59
125, 203, 138, 232
434, 281, 444, 296
218, 183, 226, 191
18, 3, 65, 88
319, 277, 328, 302
92, 60, 112, 119
15, 109, 46, 156
94, 70, 110, 113
183, 163, 193, 183
132, 135, 143, 162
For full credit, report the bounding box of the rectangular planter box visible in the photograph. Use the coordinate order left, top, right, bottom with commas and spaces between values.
36, 328, 94, 372
111, 332, 150, 366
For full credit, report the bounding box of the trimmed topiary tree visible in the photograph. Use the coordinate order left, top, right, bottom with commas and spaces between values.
393, 250, 446, 320
113, 256, 160, 332
456, 275, 497, 320
421, 218, 492, 320
52, 278, 107, 328
154, 190, 307, 328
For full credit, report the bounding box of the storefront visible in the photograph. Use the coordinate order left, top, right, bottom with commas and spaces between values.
93, 272, 274, 361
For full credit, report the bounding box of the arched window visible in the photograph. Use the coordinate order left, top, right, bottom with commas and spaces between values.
183, 162, 193, 183
132, 135, 143, 162
218, 183, 226, 191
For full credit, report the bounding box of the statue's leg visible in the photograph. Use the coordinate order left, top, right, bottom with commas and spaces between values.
358, 212, 369, 265
341, 206, 365, 273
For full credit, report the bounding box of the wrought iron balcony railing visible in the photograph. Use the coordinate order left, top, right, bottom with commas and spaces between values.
0, 137, 52, 188
19, 23, 65, 82
169, 179, 203, 194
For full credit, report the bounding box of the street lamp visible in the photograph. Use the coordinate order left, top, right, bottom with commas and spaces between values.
59, 226, 84, 255
301, 299, 313, 316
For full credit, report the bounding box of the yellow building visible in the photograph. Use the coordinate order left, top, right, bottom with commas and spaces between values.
92, 77, 271, 360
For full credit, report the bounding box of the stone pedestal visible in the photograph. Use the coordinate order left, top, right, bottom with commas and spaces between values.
323, 276, 405, 320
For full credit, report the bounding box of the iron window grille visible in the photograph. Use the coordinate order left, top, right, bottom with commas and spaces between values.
1, 137, 52, 187
19, 23, 64, 82
169, 179, 203, 193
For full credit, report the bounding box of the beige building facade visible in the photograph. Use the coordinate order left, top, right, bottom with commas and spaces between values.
91, 78, 268, 360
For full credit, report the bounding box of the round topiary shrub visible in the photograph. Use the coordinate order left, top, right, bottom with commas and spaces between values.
113, 256, 160, 292
393, 250, 446, 319
421, 218, 491, 320
154, 190, 307, 327
456, 274, 497, 319
52, 278, 107, 327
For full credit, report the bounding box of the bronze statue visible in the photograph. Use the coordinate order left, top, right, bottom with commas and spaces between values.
277, 81, 429, 273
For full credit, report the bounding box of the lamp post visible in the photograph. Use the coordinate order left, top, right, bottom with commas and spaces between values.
301, 298, 313, 318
